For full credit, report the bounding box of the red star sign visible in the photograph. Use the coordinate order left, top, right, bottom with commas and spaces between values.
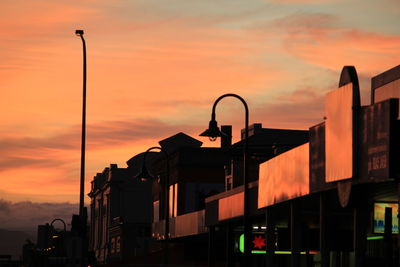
252, 235, 266, 249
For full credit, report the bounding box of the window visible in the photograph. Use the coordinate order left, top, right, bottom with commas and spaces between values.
153, 200, 159, 222
169, 184, 178, 217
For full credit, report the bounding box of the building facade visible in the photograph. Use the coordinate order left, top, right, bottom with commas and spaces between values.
88, 65, 400, 267
88, 163, 152, 264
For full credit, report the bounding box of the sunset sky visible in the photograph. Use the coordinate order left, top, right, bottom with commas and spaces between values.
1, 0, 399, 223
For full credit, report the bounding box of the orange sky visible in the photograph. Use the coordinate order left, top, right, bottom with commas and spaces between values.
1, 0, 399, 208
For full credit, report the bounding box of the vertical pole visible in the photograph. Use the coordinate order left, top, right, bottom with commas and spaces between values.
208, 226, 215, 267
76, 30, 87, 267
78, 32, 86, 218
384, 207, 393, 267
398, 181, 400, 267
226, 222, 233, 267
290, 202, 300, 267
266, 208, 275, 267
243, 102, 251, 267
206, 94, 250, 267
320, 194, 329, 267
353, 192, 367, 267
164, 158, 170, 265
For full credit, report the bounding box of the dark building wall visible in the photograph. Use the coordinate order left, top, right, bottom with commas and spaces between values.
88, 163, 152, 263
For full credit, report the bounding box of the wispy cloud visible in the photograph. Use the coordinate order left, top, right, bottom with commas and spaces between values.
273, 13, 400, 74
252, 85, 329, 129
0, 118, 198, 198
0, 118, 198, 172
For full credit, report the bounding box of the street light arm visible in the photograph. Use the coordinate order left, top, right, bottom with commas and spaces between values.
141, 146, 169, 179
139, 146, 171, 264
50, 218, 67, 232
211, 93, 249, 139
79, 34, 86, 91
143, 146, 168, 164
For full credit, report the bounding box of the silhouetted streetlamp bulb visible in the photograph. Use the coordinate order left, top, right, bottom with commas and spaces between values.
134, 164, 154, 182
75, 29, 84, 36
199, 119, 222, 142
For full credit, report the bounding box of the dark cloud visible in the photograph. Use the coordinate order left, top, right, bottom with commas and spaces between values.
0, 199, 11, 214
0, 199, 77, 232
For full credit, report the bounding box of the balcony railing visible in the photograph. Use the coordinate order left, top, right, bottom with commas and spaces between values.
152, 209, 206, 239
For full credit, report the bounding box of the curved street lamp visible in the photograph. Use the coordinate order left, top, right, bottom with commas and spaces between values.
200, 93, 251, 264
50, 218, 67, 233
50, 218, 67, 255
75, 29, 87, 218
135, 146, 170, 265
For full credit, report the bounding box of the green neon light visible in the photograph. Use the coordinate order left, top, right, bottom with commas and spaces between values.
367, 236, 384, 240
239, 234, 318, 255
239, 234, 244, 253
239, 233, 383, 254
240, 233, 387, 254
247, 250, 319, 255
275, 251, 291, 255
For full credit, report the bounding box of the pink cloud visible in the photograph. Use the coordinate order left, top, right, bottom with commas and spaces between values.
0, 117, 208, 200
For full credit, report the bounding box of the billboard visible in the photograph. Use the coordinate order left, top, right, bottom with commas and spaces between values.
258, 143, 309, 208
325, 83, 355, 182
373, 202, 399, 234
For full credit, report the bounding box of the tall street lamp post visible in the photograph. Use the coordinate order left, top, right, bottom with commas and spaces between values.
75, 29, 87, 218
135, 146, 170, 265
200, 93, 251, 265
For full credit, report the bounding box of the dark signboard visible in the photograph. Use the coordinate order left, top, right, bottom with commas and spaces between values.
359, 98, 399, 181
309, 122, 326, 193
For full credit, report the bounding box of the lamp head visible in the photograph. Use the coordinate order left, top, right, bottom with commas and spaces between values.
134, 165, 154, 182
75, 29, 84, 36
200, 119, 221, 142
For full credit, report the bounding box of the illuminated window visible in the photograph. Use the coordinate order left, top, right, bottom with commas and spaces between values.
169, 184, 178, 217
153, 200, 159, 222
374, 202, 399, 234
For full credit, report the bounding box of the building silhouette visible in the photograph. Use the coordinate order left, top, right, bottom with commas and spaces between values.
88, 163, 153, 264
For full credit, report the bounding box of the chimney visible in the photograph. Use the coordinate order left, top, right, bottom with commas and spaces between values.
241, 123, 262, 139
220, 125, 232, 148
